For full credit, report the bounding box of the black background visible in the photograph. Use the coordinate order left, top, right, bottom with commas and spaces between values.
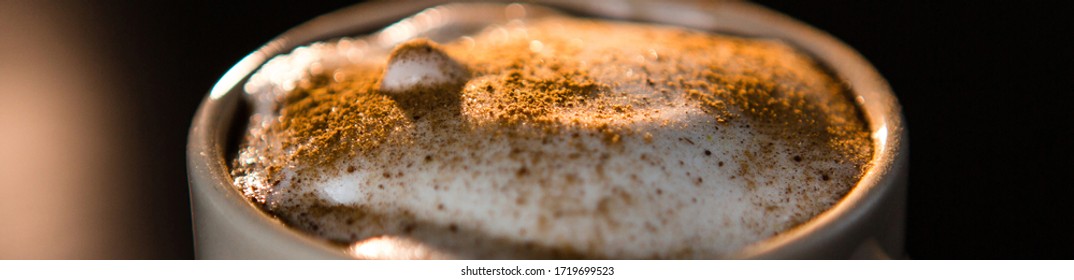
91, 1, 1073, 259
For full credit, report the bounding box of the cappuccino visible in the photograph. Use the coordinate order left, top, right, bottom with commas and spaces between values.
231, 10, 872, 259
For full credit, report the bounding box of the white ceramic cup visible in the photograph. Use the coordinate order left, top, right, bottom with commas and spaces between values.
188, 0, 907, 259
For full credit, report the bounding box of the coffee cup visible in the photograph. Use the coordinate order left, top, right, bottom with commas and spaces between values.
188, 0, 907, 259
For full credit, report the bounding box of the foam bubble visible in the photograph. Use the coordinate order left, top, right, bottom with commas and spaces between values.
380, 39, 467, 92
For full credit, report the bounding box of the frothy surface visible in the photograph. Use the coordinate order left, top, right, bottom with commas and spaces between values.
232, 15, 873, 259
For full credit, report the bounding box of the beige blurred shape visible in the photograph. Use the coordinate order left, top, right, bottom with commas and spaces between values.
1, 1, 139, 258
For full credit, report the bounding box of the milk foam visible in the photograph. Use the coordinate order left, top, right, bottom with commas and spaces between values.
233, 14, 872, 259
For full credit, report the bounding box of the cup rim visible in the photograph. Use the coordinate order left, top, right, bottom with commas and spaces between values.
188, 0, 907, 259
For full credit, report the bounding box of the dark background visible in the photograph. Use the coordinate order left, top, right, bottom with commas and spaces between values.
11, 1, 1071, 259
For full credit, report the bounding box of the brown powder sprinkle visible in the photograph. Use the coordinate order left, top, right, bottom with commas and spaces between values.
273, 67, 406, 175
254, 17, 872, 178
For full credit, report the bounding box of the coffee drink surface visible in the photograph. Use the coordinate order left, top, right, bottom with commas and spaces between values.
231, 13, 873, 259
